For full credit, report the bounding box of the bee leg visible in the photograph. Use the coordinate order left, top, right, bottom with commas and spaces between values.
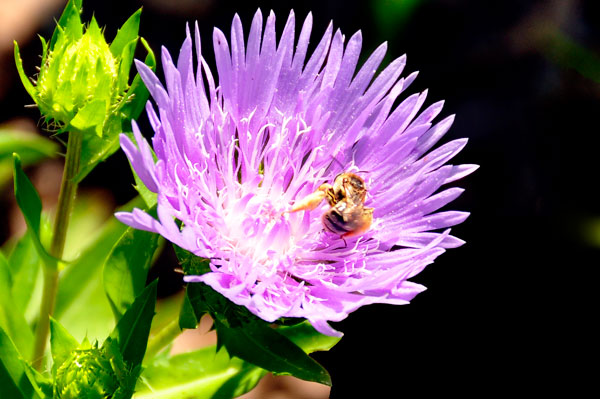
287, 184, 333, 213
340, 235, 348, 248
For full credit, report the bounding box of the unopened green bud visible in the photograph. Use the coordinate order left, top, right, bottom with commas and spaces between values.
35, 19, 118, 136
14, 0, 150, 138
54, 346, 118, 399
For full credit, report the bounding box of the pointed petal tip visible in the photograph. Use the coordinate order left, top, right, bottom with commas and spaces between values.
160, 45, 172, 62
456, 136, 468, 145
134, 58, 148, 70
118, 132, 133, 146
454, 237, 467, 247
232, 13, 242, 26
374, 40, 388, 55
463, 163, 480, 173
213, 27, 227, 45
350, 29, 363, 43
444, 113, 456, 124
113, 211, 132, 225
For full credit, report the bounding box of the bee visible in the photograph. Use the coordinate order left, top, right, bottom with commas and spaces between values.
288, 172, 374, 243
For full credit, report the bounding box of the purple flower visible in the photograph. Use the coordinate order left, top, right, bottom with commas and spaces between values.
116, 10, 477, 336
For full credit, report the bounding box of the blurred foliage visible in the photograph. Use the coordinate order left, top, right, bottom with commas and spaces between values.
580, 217, 600, 247
542, 29, 600, 84
0, 128, 58, 187
136, 321, 339, 399
371, 0, 424, 36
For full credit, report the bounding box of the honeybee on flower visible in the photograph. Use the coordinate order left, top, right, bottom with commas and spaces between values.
288, 172, 374, 245
116, 9, 477, 336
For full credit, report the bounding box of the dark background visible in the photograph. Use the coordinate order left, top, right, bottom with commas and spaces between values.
1, 0, 595, 396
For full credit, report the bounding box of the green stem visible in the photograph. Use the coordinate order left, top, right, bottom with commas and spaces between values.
144, 319, 183, 362
32, 131, 82, 370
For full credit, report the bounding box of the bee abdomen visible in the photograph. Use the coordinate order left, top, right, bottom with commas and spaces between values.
322, 209, 352, 235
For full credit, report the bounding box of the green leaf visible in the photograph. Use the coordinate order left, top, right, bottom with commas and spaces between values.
175, 247, 211, 329
214, 319, 332, 385
0, 129, 58, 162
49, 317, 79, 376
6, 232, 42, 321
24, 365, 52, 399
38, 35, 49, 68
102, 338, 139, 399
133, 345, 267, 399
178, 290, 201, 330
75, 125, 123, 183
0, 363, 28, 399
69, 98, 107, 137
13, 42, 37, 102
49, 0, 83, 50
0, 328, 42, 399
276, 321, 341, 354
0, 253, 34, 360
0, 128, 58, 186
178, 280, 231, 333
121, 37, 156, 121
103, 227, 160, 320
12, 154, 56, 269
110, 8, 141, 57
54, 196, 146, 342
181, 275, 332, 384
177, 245, 334, 385
12, 154, 41, 238
110, 8, 142, 94
116, 38, 138, 96
110, 279, 157, 368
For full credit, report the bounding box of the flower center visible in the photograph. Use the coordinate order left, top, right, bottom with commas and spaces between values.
222, 193, 294, 270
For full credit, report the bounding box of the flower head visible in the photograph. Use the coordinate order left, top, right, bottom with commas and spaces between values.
116, 10, 477, 336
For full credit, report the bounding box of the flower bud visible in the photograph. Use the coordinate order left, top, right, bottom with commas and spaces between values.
34, 19, 118, 137
54, 346, 118, 399
14, 0, 150, 138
